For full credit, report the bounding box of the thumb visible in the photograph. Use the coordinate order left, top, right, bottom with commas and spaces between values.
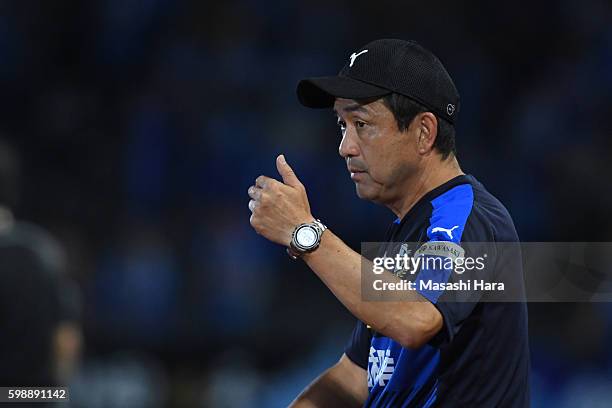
276, 154, 302, 188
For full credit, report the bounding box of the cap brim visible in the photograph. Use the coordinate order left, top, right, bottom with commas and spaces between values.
297, 76, 390, 108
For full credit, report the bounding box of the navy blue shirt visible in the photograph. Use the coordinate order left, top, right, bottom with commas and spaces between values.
345, 175, 530, 407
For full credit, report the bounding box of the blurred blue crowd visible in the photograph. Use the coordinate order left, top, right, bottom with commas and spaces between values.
0, 0, 611, 406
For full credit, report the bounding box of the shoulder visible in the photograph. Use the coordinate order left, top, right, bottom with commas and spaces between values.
427, 183, 474, 244
0, 221, 66, 275
465, 178, 519, 243
426, 176, 519, 243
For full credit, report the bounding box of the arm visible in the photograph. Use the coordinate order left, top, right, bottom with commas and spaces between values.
303, 231, 442, 349
248, 155, 442, 349
289, 354, 368, 408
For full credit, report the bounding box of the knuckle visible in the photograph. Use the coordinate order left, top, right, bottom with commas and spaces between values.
250, 214, 260, 228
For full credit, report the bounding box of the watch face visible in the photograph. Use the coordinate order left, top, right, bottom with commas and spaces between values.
296, 225, 318, 248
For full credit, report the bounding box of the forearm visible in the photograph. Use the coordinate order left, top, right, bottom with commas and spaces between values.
302, 230, 441, 348
290, 355, 367, 407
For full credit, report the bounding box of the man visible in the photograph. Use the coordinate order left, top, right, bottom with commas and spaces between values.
0, 140, 82, 388
248, 39, 530, 407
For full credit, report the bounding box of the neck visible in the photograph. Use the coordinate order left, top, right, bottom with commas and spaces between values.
388, 155, 464, 219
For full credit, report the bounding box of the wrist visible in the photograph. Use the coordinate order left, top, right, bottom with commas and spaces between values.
287, 219, 327, 260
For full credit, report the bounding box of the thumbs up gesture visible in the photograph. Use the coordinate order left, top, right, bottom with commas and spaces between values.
248, 155, 314, 246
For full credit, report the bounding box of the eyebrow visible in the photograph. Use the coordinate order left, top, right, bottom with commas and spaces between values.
333, 104, 370, 115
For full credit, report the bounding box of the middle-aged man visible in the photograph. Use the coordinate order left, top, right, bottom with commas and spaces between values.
247, 39, 530, 407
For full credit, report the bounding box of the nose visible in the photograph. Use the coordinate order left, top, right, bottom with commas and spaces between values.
338, 128, 360, 159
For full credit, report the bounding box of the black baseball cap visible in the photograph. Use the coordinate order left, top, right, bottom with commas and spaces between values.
296, 39, 460, 124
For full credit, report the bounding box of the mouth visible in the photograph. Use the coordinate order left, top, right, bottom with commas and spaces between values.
349, 169, 367, 181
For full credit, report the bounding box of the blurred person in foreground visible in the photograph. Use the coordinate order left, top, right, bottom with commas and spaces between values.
0, 140, 82, 386
248, 39, 529, 407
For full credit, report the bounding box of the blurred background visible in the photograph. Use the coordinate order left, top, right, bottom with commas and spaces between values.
0, 0, 611, 406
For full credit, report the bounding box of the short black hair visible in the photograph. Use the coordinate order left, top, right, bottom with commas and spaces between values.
381, 93, 456, 159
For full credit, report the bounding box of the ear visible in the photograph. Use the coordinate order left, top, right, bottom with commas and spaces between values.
416, 112, 438, 155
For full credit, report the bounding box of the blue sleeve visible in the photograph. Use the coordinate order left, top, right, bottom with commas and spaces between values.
415, 183, 474, 305
344, 321, 371, 369
412, 183, 484, 345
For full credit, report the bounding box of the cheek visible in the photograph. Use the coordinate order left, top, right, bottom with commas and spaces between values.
375, 137, 415, 181
368, 139, 396, 177
361, 124, 412, 179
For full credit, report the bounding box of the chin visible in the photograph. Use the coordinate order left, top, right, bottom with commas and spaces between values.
355, 183, 379, 201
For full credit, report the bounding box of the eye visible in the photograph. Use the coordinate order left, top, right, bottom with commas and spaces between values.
337, 119, 346, 131
355, 120, 366, 128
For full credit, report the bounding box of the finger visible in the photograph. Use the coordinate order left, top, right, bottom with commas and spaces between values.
256, 175, 282, 190
255, 175, 273, 189
248, 199, 258, 212
247, 185, 262, 200
276, 154, 302, 188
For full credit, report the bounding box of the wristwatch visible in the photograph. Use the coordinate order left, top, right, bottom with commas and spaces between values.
287, 219, 327, 260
